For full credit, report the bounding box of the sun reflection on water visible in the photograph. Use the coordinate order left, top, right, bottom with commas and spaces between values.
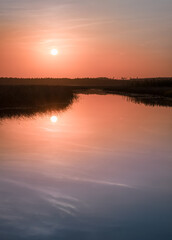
50, 116, 58, 123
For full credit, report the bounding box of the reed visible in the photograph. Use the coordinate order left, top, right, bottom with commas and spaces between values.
0, 85, 76, 118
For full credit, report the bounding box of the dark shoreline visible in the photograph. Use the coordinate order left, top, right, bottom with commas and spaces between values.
1, 77, 172, 97
0, 78, 171, 118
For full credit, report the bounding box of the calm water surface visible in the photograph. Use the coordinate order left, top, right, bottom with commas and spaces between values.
0, 94, 172, 240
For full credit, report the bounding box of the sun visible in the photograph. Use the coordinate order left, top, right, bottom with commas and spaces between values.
50, 116, 58, 123
50, 49, 58, 56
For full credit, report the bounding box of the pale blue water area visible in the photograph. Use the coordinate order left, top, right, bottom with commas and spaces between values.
0, 94, 172, 240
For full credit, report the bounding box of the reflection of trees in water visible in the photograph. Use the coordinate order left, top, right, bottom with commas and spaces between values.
83, 89, 172, 107
0, 85, 171, 119
126, 95, 172, 107
0, 86, 77, 119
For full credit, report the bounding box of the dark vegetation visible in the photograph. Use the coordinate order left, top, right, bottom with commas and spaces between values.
102, 78, 172, 98
0, 85, 76, 118
0, 77, 171, 118
126, 95, 172, 107
0, 77, 172, 97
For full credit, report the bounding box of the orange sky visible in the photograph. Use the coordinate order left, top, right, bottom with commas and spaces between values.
0, 0, 172, 78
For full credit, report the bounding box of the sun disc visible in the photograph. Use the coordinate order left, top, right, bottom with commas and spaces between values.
51, 49, 58, 55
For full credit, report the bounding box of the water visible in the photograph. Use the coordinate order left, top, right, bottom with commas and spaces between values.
0, 94, 172, 240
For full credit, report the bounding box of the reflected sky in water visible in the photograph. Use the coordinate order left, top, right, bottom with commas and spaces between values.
0, 94, 172, 240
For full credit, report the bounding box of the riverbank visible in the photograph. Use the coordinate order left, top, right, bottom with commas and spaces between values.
1, 77, 172, 98
0, 78, 172, 113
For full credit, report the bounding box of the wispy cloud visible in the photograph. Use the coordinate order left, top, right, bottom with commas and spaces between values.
62, 176, 134, 188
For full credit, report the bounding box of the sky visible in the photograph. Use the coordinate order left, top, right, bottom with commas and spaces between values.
0, 0, 172, 78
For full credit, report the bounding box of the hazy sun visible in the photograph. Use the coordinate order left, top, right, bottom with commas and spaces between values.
50, 116, 58, 123
51, 49, 58, 55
